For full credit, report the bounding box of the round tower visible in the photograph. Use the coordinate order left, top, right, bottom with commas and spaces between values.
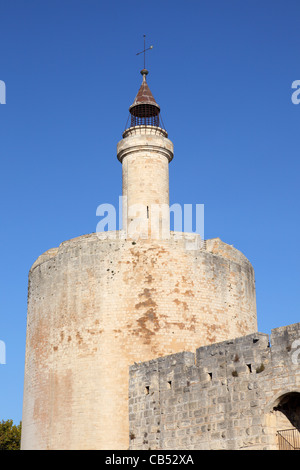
117, 69, 173, 239
21, 67, 258, 451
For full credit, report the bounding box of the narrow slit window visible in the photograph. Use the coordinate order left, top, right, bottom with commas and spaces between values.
145, 386, 150, 395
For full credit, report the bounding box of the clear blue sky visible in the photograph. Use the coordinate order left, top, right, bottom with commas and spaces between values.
0, 0, 299, 425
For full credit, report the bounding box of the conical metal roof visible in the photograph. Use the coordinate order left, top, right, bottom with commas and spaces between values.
129, 69, 160, 112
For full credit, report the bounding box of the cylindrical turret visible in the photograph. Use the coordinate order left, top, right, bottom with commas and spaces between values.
117, 70, 173, 239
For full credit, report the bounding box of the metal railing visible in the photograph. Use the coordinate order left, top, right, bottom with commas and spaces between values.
277, 428, 300, 450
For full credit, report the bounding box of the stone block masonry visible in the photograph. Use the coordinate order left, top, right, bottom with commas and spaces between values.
129, 323, 300, 450
21, 233, 257, 450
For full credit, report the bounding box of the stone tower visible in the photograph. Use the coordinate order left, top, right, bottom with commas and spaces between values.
21, 68, 257, 450
117, 68, 173, 239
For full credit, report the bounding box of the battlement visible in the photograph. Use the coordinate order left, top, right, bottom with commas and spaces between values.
129, 323, 300, 450
29, 233, 253, 273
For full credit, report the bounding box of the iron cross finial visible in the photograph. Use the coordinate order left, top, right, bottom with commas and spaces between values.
136, 35, 153, 70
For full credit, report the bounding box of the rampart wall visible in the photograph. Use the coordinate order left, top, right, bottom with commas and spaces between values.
129, 323, 300, 450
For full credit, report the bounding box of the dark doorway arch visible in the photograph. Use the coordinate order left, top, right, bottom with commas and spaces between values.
274, 392, 300, 429
273, 392, 300, 449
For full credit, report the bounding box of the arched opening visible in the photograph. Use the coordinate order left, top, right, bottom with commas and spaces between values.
274, 392, 300, 429
266, 392, 300, 450
274, 393, 300, 449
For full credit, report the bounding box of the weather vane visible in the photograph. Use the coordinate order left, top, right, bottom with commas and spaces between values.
136, 35, 153, 70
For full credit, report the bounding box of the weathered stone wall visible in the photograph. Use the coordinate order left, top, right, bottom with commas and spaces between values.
21, 232, 257, 450
117, 126, 173, 237
129, 323, 300, 450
